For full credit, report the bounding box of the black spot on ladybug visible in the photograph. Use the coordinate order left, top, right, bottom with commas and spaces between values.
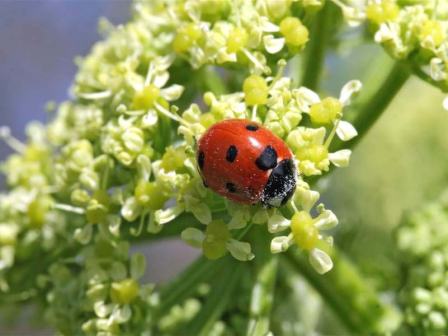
226, 182, 237, 193
255, 146, 277, 171
261, 159, 296, 208
226, 145, 238, 163
198, 151, 205, 170
246, 124, 259, 131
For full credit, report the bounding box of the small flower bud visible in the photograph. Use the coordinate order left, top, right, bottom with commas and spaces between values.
279, 17, 309, 48
227, 27, 248, 53
366, 1, 399, 25
110, 278, 140, 304
243, 75, 268, 106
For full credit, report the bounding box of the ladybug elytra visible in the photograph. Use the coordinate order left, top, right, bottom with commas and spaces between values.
197, 119, 297, 207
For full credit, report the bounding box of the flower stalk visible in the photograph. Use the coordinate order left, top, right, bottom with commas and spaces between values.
246, 228, 278, 336
332, 55, 410, 152
301, 2, 340, 91
284, 247, 402, 334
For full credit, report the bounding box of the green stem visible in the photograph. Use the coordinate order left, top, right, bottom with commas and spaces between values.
183, 258, 244, 336
301, 2, 339, 90
408, 60, 448, 93
332, 56, 411, 152
246, 256, 278, 336
155, 221, 253, 319
245, 227, 278, 336
201, 66, 228, 96
156, 256, 222, 318
284, 248, 402, 334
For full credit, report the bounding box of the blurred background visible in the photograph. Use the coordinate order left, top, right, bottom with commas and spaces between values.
1, 1, 448, 335
0, 1, 130, 167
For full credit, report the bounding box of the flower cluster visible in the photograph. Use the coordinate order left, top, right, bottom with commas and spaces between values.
42, 242, 156, 335
396, 191, 448, 335
332, 0, 448, 106
364, 1, 448, 102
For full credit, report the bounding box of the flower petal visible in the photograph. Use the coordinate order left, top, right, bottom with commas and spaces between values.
181, 227, 205, 248
153, 70, 170, 88
155, 204, 185, 224
270, 235, 294, 254
226, 239, 254, 261
309, 248, 333, 274
314, 209, 339, 230
339, 80, 362, 106
295, 87, 320, 112
136, 154, 152, 181
121, 197, 141, 222
336, 120, 358, 141
329, 149, 351, 167
142, 109, 158, 128
267, 213, 291, 233
263, 35, 285, 54
260, 17, 279, 32
160, 84, 185, 101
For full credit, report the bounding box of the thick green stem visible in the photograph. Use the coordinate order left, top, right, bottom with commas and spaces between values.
246, 228, 278, 336
332, 56, 411, 152
183, 258, 244, 336
284, 248, 402, 334
155, 221, 253, 320
301, 2, 339, 90
156, 256, 220, 318
246, 256, 278, 336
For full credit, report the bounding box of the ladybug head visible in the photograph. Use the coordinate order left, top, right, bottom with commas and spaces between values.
261, 159, 297, 208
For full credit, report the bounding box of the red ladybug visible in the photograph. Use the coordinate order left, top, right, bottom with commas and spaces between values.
197, 119, 296, 207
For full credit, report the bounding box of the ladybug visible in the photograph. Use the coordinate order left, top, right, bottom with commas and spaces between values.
197, 119, 296, 207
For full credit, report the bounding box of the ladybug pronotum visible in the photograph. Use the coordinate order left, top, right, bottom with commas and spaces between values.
197, 119, 297, 207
